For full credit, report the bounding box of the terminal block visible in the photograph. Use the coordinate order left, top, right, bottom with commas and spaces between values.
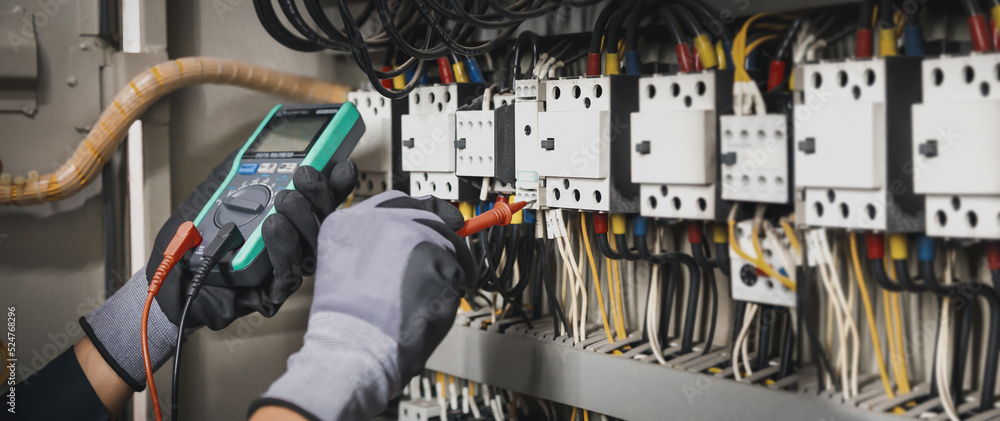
728, 220, 796, 307
536, 75, 639, 212
401, 83, 483, 201
631, 71, 732, 220
719, 114, 792, 204
347, 90, 408, 196
913, 54, 1000, 239
794, 57, 923, 232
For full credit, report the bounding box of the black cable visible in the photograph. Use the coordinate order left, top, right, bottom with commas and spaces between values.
446, 0, 530, 29
590, 0, 621, 53
961, 0, 980, 17
756, 306, 773, 372
920, 259, 1000, 411
893, 259, 925, 292
615, 234, 641, 260
859, 0, 875, 29
253, 0, 324, 52
951, 302, 973, 403
411, 0, 521, 56
664, 3, 704, 38
597, 233, 623, 260
778, 310, 795, 379
604, 0, 639, 54
486, 0, 560, 19
671, 0, 732, 42
701, 266, 718, 355
171, 296, 193, 421
660, 262, 678, 353
539, 239, 571, 337
775, 18, 802, 60
799, 264, 840, 392
512, 31, 539, 83
656, 8, 686, 45
278, 0, 349, 51
341, 0, 429, 98
624, 0, 642, 51
870, 257, 905, 292
878, 0, 894, 29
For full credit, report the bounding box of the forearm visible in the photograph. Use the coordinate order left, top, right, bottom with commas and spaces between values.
74, 336, 132, 417
248, 312, 402, 421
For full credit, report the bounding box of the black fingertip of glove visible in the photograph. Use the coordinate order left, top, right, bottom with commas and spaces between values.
327, 160, 358, 201
271, 191, 320, 259
412, 218, 478, 296
293, 166, 339, 217
377, 196, 466, 232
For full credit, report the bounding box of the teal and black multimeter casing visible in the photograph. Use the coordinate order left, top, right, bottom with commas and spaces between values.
187, 103, 365, 287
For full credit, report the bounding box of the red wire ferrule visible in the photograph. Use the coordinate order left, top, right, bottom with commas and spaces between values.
987, 243, 1000, 271
676, 43, 695, 73
865, 232, 885, 260
586, 53, 602, 76
855, 28, 873, 59
687, 222, 704, 244
969, 14, 993, 52
380, 66, 393, 89
437, 57, 455, 84
767, 60, 786, 91
692, 47, 703, 72
593, 213, 609, 234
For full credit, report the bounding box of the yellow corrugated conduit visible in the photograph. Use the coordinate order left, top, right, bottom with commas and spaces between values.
0, 57, 351, 206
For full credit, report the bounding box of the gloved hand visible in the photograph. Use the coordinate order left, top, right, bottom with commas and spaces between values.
80, 152, 357, 391
250, 191, 476, 421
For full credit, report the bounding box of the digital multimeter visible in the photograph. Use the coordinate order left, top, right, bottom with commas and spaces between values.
187, 103, 365, 287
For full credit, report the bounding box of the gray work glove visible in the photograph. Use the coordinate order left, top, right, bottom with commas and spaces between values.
250, 191, 476, 421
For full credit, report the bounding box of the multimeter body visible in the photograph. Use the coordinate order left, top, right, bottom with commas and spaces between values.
187, 103, 365, 287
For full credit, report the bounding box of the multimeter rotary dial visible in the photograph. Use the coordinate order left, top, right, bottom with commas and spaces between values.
214, 184, 271, 227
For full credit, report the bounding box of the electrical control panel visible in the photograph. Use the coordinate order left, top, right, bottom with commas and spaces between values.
913, 54, 1000, 239
729, 220, 797, 307
536, 75, 639, 212
348, 91, 407, 196
631, 71, 731, 220
794, 57, 923, 232
719, 114, 791, 204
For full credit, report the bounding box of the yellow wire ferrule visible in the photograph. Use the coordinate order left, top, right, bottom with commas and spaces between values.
392, 72, 406, 89
889, 233, 908, 260
605, 53, 620, 75
610, 214, 627, 235
694, 34, 718, 69
452, 62, 470, 83
510, 195, 523, 224
458, 202, 474, 221
715, 41, 728, 70
712, 223, 728, 244
993, 6, 1000, 39
878, 28, 898, 57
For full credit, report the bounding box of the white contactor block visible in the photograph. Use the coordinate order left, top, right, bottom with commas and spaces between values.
719, 114, 791, 204
795, 57, 923, 232
632, 72, 720, 220
401, 85, 460, 173
914, 54, 1000, 238
454, 110, 496, 178
348, 91, 396, 196
535, 76, 638, 212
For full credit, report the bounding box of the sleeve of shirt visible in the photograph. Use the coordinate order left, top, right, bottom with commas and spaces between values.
2, 348, 109, 421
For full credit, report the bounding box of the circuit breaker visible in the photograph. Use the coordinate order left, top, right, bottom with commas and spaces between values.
794, 57, 923, 232
913, 54, 1000, 239
719, 114, 791, 204
536, 75, 638, 212
631, 71, 731, 220
348, 91, 407, 196
729, 220, 797, 307
401, 83, 483, 201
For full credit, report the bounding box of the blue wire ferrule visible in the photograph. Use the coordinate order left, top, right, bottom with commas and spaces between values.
904, 25, 925, 56
632, 215, 648, 236
624, 50, 642, 75
917, 235, 935, 262
524, 209, 536, 224
465, 57, 485, 83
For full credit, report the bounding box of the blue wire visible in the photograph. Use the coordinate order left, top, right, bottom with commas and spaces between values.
465, 56, 485, 83
624, 50, 642, 75
904, 25, 925, 56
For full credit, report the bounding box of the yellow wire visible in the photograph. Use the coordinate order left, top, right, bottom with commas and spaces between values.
606, 231, 624, 339
849, 233, 896, 399
750, 220, 797, 291
891, 292, 911, 393
746, 35, 779, 56
779, 217, 801, 254
733, 13, 770, 83
581, 215, 615, 344
584, 410, 589, 421
882, 290, 904, 392
571, 407, 578, 420
611, 258, 626, 339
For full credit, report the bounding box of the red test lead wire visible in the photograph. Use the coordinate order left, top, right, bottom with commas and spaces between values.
143, 221, 201, 421
457, 201, 529, 238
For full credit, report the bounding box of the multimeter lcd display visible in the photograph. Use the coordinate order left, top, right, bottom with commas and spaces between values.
250, 116, 329, 153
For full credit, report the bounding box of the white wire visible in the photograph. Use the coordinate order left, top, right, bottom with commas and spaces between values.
937, 250, 961, 421
733, 303, 760, 381
646, 231, 668, 366
819, 230, 860, 397
546, 61, 564, 80
805, 39, 828, 62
